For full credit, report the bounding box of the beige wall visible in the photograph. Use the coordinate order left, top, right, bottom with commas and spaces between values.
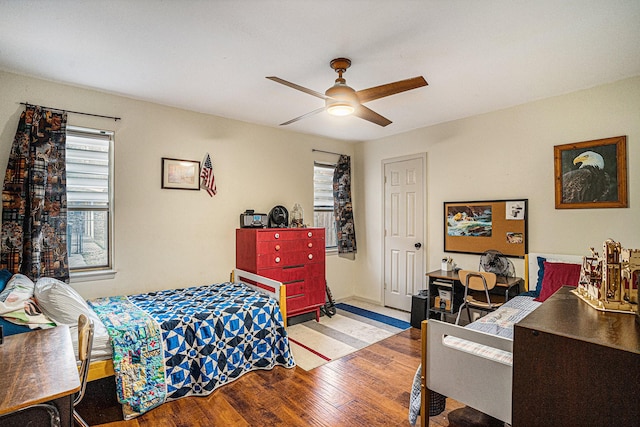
353, 76, 640, 303
0, 71, 357, 300
2, 71, 638, 307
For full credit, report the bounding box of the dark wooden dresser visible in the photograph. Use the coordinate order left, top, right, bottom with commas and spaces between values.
513, 286, 640, 426
236, 228, 325, 320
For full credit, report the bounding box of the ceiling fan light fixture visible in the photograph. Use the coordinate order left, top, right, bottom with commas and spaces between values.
325, 82, 358, 116
326, 102, 355, 116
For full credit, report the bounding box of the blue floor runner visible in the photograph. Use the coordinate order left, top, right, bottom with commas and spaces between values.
335, 303, 411, 330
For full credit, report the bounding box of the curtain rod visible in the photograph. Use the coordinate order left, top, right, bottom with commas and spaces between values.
20, 102, 121, 122
312, 149, 345, 156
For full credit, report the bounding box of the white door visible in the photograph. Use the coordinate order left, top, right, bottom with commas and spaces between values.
383, 155, 425, 312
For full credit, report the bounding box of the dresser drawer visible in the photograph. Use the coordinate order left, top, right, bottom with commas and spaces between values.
257, 263, 326, 284
285, 280, 306, 298
255, 229, 325, 242
255, 247, 324, 268
286, 293, 308, 313
257, 265, 306, 282
256, 238, 323, 255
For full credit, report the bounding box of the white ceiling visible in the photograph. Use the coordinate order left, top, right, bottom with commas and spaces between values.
1, 1, 639, 142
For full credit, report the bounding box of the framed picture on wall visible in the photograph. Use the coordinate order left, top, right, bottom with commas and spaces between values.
161, 157, 201, 190
554, 136, 628, 209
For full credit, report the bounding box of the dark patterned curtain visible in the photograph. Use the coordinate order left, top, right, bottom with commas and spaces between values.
333, 155, 357, 256
1, 106, 70, 282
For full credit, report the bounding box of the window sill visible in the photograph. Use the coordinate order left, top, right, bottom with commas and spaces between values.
70, 269, 117, 283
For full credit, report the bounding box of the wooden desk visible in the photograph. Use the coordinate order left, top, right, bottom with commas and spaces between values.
426, 269, 523, 318
513, 287, 640, 426
0, 326, 80, 426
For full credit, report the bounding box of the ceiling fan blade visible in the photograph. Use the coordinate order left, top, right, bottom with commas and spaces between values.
356, 76, 427, 103
353, 105, 392, 127
266, 76, 329, 100
279, 107, 325, 126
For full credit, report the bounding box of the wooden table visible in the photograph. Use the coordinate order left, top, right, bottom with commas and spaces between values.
0, 325, 81, 426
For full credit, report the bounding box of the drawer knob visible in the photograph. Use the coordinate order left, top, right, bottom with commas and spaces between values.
274, 233, 280, 239
307, 232, 312, 238
308, 242, 313, 248
275, 244, 281, 251
308, 254, 313, 260
275, 257, 281, 263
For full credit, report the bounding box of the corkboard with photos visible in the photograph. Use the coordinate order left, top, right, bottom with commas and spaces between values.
443, 199, 528, 258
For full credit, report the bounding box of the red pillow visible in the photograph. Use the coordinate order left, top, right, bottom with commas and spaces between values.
535, 261, 581, 302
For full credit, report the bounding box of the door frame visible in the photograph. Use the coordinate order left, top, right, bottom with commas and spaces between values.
380, 152, 428, 308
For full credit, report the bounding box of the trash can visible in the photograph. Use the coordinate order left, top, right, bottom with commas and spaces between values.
410, 291, 429, 328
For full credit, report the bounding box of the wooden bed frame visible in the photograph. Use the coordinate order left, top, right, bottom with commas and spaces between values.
87, 269, 286, 382
419, 253, 583, 426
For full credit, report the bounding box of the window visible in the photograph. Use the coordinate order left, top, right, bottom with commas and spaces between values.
66, 126, 114, 277
313, 162, 337, 249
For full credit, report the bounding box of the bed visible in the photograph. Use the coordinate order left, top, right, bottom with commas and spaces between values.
409, 252, 584, 426
84, 269, 290, 382
0, 269, 294, 419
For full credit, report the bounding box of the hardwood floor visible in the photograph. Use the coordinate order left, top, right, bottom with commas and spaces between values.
91, 328, 461, 427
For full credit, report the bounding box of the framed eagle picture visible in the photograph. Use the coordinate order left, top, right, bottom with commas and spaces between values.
554, 136, 628, 209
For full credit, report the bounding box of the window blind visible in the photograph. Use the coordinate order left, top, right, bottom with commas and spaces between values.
66, 129, 111, 208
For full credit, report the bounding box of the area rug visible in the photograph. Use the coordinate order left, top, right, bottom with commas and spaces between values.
287, 303, 411, 371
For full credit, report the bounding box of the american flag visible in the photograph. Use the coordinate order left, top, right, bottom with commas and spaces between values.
200, 153, 217, 196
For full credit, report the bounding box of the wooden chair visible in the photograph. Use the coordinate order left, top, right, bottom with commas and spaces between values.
455, 270, 504, 325
74, 314, 94, 427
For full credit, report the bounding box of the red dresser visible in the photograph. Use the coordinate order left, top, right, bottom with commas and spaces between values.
236, 228, 326, 320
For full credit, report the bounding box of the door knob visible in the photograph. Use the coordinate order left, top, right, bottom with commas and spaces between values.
415, 243, 422, 249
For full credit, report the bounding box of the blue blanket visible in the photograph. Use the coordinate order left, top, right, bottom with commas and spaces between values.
92, 281, 295, 418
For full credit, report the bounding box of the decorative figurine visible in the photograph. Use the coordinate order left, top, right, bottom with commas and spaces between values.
575, 239, 638, 314
290, 203, 304, 228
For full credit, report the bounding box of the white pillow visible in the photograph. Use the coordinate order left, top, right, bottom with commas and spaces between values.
0, 274, 35, 315
34, 277, 99, 327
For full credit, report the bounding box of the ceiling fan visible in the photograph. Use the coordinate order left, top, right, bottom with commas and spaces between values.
267, 58, 428, 127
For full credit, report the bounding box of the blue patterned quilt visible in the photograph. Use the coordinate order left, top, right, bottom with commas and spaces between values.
92, 281, 295, 418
